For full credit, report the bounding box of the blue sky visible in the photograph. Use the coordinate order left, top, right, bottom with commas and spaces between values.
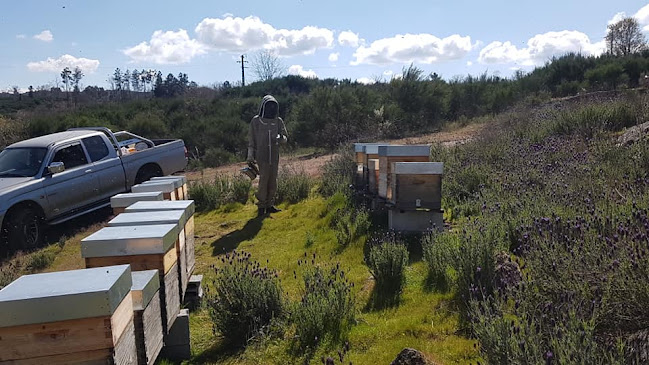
2, 0, 649, 91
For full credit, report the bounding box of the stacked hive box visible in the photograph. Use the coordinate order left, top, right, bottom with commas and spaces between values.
0, 265, 136, 364
81, 224, 181, 335
367, 158, 380, 195
378, 145, 431, 200
364, 144, 382, 193
111, 192, 165, 215
141, 179, 184, 201
125, 201, 196, 285
353, 143, 383, 190
132, 181, 178, 200
388, 162, 444, 232
131, 270, 164, 365
150, 176, 188, 200
108, 210, 190, 300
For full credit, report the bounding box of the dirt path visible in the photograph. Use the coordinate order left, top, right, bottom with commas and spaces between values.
185, 123, 484, 182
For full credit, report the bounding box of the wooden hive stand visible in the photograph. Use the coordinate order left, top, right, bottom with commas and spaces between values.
0, 265, 136, 364
82, 224, 181, 335
108, 210, 190, 301
110, 192, 164, 215
131, 270, 164, 365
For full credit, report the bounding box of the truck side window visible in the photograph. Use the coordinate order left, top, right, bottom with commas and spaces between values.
83, 136, 109, 162
52, 144, 88, 169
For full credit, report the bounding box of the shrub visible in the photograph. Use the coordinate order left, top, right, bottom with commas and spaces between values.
550, 102, 638, 138
203, 147, 236, 168
292, 259, 355, 350
275, 166, 312, 204
26, 251, 55, 272
331, 205, 370, 247
207, 250, 284, 346
189, 174, 251, 212
421, 231, 458, 291
366, 233, 409, 301
319, 149, 355, 197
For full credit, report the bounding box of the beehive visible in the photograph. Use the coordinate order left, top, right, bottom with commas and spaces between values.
81, 225, 181, 334
125, 201, 196, 282
131, 270, 164, 365
132, 181, 178, 200
111, 192, 165, 215
367, 159, 380, 195
150, 176, 188, 200
388, 209, 444, 232
353, 143, 383, 189
378, 145, 431, 199
143, 178, 184, 200
0, 265, 136, 364
108, 211, 189, 300
389, 162, 443, 210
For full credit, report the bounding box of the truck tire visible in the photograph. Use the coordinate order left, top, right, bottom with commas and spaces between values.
6, 207, 44, 250
135, 164, 162, 184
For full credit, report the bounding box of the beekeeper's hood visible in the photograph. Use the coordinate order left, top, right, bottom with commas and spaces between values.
258, 95, 279, 119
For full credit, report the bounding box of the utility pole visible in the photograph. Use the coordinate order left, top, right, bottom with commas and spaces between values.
237, 54, 248, 87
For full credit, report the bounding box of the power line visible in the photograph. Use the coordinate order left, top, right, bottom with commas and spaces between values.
236, 54, 248, 86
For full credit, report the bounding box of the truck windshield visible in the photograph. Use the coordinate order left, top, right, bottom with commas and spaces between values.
0, 148, 47, 177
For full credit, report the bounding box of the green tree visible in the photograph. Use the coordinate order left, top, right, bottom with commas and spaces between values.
606, 17, 647, 56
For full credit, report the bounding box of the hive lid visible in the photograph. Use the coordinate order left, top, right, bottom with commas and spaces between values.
378, 145, 431, 157
131, 270, 160, 310
81, 224, 179, 257
110, 192, 164, 208
108, 210, 187, 228
392, 162, 444, 175
131, 181, 176, 194
125, 200, 195, 217
0, 265, 132, 327
142, 178, 183, 189
363, 144, 388, 154
150, 176, 187, 184
354, 143, 383, 153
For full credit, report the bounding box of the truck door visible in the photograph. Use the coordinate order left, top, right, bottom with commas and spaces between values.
43, 142, 95, 216
82, 135, 126, 200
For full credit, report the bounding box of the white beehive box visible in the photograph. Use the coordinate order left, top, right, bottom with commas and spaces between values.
111, 192, 164, 215
150, 176, 188, 200
378, 145, 430, 199
132, 181, 178, 200
389, 162, 443, 210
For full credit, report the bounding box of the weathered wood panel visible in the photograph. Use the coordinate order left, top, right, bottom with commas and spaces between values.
134, 292, 163, 365
85, 246, 178, 275
391, 174, 442, 210
378, 156, 429, 198
162, 263, 180, 334
184, 216, 195, 277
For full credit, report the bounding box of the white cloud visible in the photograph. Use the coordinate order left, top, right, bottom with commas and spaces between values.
478, 31, 605, 66
609, 12, 627, 25
27, 54, 100, 73
467, 61, 473, 66
351, 33, 474, 66
288, 65, 317, 78
383, 70, 394, 76
16, 34, 26, 39
356, 77, 375, 85
123, 29, 206, 64
338, 31, 360, 47
328, 52, 339, 62
195, 16, 334, 56
33, 30, 53, 42
634, 4, 649, 31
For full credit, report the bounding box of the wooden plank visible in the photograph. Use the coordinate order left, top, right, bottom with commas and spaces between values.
163, 264, 181, 333
184, 216, 195, 276
112, 318, 137, 365
176, 229, 188, 300
0, 293, 132, 361
182, 184, 188, 199
85, 246, 178, 275
4, 349, 113, 365
379, 156, 429, 199
112, 207, 126, 215
134, 293, 163, 365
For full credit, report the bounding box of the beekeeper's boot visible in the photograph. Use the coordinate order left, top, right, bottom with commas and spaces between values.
267, 206, 281, 213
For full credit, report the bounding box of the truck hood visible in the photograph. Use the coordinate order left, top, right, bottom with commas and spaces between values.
0, 177, 35, 192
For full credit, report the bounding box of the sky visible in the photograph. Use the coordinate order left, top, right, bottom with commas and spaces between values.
2, 1, 649, 92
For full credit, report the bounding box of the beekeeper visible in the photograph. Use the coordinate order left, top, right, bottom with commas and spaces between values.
247, 95, 288, 217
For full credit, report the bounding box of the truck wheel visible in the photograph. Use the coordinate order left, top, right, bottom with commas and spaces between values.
6, 207, 44, 250
135, 165, 162, 184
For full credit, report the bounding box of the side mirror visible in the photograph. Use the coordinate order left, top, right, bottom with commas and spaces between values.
47, 162, 65, 175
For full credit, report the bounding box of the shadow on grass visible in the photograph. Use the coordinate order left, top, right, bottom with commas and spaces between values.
364, 284, 404, 311
211, 215, 264, 256
422, 271, 452, 294
188, 339, 244, 365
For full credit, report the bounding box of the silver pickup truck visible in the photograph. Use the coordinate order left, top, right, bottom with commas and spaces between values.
0, 127, 187, 250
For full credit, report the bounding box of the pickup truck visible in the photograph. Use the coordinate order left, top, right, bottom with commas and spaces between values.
0, 127, 187, 250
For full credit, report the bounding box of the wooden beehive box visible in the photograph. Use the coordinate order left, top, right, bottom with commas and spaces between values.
82, 225, 181, 334
367, 159, 380, 195
143, 178, 184, 200
388, 209, 444, 232
109, 211, 190, 300
0, 265, 136, 364
111, 192, 164, 215
353, 143, 383, 189
131, 270, 164, 365
150, 176, 188, 200
389, 162, 443, 209
125, 201, 196, 283
132, 181, 178, 201
378, 145, 431, 199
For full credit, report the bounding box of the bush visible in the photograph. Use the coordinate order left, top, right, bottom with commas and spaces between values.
421, 231, 458, 291
292, 260, 355, 350
319, 149, 355, 197
366, 233, 409, 301
550, 102, 638, 138
203, 147, 236, 168
331, 204, 370, 247
26, 251, 55, 272
207, 250, 284, 346
189, 174, 251, 212
275, 167, 312, 204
